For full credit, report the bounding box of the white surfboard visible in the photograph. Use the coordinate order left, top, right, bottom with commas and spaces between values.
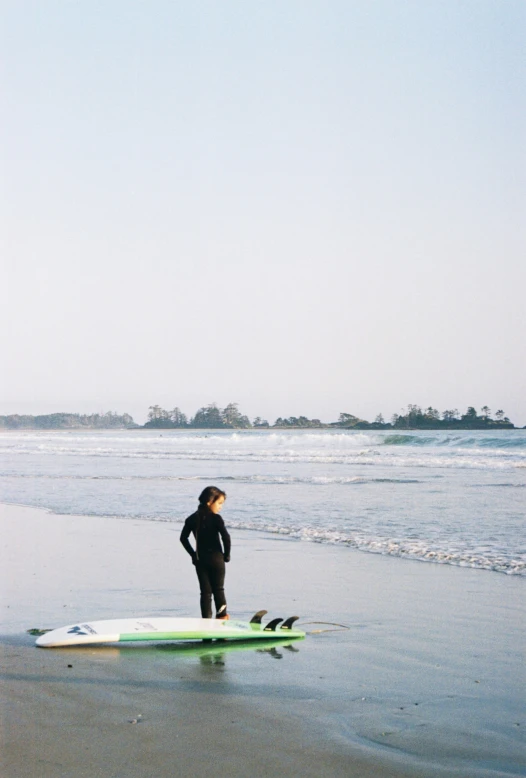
35, 614, 304, 648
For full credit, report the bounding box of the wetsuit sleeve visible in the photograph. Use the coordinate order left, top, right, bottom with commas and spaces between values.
217, 516, 231, 559
180, 517, 197, 561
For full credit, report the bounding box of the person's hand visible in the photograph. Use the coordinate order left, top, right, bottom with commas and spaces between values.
224, 554, 230, 563
191, 554, 197, 565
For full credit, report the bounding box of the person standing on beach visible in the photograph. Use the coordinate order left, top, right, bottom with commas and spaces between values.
180, 486, 231, 620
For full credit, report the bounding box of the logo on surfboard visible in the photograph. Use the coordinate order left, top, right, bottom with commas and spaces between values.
67, 624, 97, 636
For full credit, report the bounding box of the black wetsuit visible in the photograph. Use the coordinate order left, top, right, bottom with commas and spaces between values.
180, 507, 231, 619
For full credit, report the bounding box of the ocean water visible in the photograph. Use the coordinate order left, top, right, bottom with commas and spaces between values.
0, 428, 524, 576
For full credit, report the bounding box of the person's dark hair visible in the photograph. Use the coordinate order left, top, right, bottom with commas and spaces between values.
198, 485, 226, 507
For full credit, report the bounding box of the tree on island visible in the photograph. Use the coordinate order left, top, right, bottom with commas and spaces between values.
333, 412, 376, 429
222, 403, 251, 428
336, 413, 361, 427
192, 405, 219, 427
171, 407, 188, 427
191, 404, 224, 428
144, 405, 188, 429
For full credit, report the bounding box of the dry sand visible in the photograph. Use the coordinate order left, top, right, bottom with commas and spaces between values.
1, 504, 524, 777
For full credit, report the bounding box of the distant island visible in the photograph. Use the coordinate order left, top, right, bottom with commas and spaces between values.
0, 412, 135, 430
142, 403, 517, 430
0, 404, 520, 431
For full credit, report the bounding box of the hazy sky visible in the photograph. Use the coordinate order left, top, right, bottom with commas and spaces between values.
2, 1, 525, 425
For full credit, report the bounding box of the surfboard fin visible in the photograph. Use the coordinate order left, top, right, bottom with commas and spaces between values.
263, 618, 283, 632
250, 610, 268, 624
281, 616, 299, 630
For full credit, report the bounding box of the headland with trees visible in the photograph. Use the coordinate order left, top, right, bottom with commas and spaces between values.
0, 404, 520, 430
143, 402, 517, 430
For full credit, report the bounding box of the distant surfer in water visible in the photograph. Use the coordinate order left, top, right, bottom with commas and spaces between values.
180, 486, 231, 620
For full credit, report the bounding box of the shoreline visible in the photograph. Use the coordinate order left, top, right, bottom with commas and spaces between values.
0, 496, 523, 579
1, 424, 525, 432
1, 503, 524, 777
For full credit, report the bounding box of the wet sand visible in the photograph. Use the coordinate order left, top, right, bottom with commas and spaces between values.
1, 503, 524, 777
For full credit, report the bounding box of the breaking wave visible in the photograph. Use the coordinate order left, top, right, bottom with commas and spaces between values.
382, 433, 526, 449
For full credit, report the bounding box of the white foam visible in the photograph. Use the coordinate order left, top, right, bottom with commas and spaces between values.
226, 521, 526, 576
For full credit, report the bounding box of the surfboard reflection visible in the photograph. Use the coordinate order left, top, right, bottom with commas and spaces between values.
39, 638, 302, 663
155, 637, 301, 662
